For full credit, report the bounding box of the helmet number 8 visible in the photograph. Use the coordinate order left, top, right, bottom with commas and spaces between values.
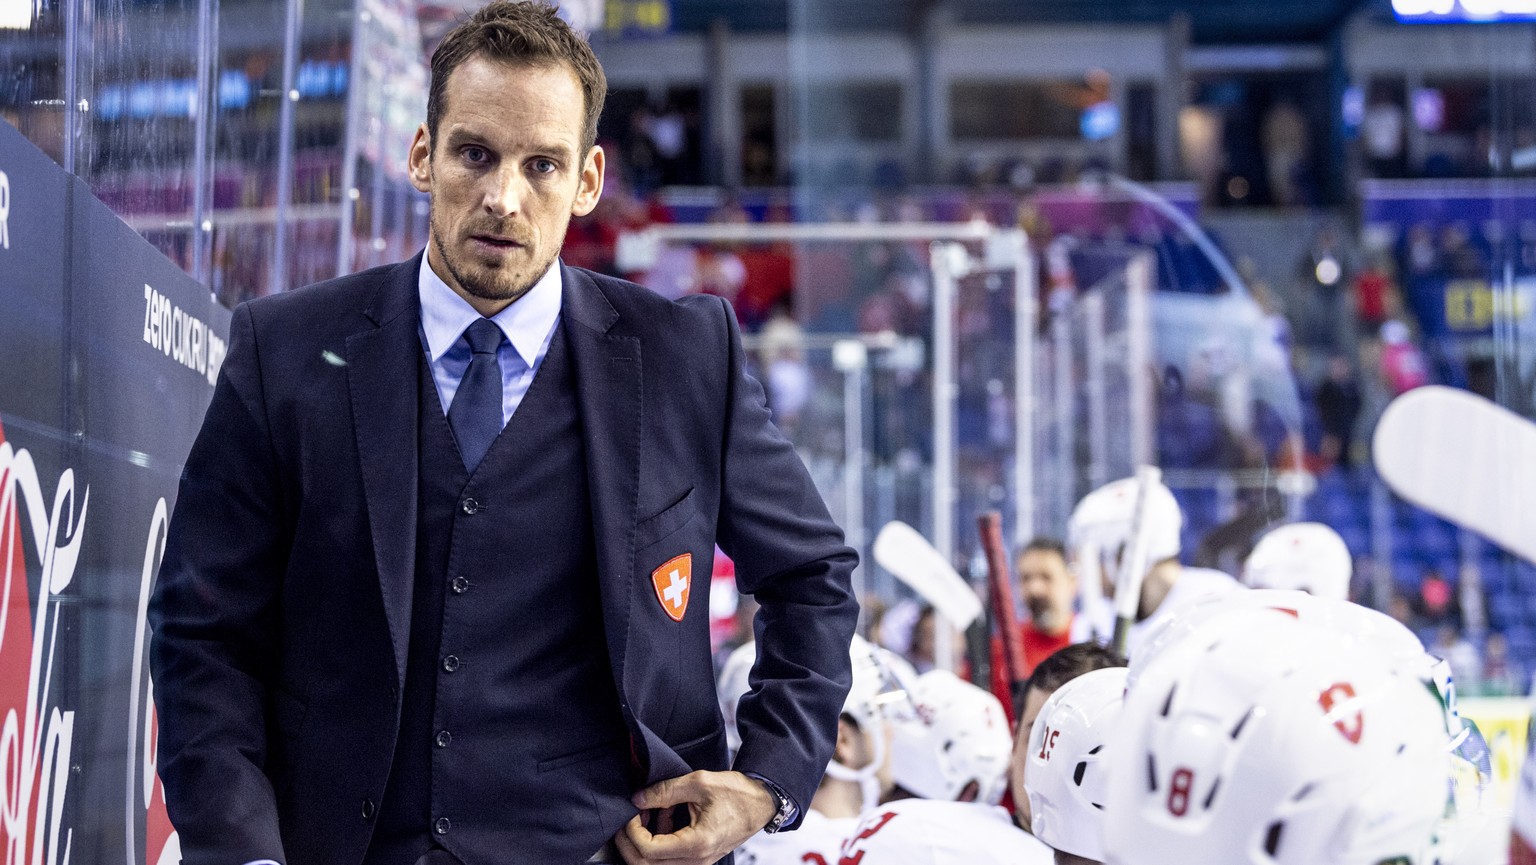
1166, 767, 1194, 817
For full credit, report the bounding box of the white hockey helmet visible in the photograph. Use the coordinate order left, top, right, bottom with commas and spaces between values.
891, 669, 1013, 805
1025, 666, 1128, 861
1243, 522, 1353, 600
1068, 476, 1184, 582
1104, 608, 1450, 865
716, 641, 757, 755
718, 635, 912, 759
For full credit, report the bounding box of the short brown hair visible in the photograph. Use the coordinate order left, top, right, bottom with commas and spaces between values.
1016, 536, 1067, 566
1013, 642, 1125, 716
427, 0, 607, 153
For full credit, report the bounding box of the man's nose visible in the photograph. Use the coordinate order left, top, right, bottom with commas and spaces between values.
482, 167, 525, 217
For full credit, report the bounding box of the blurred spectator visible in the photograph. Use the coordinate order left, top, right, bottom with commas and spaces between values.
1404, 222, 1441, 280
1473, 632, 1524, 697
1416, 568, 1460, 628
909, 605, 939, 674
1439, 222, 1489, 279
1362, 92, 1406, 178
642, 100, 689, 185
1261, 100, 1309, 207
903, 605, 968, 676
986, 538, 1079, 719
757, 302, 811, 431
1428, 624, 1481, 691
1379, 319, 1429, 395
1291, 225, 1350, 365
1315, 355, 1363, 470
1351, 253, 1395, 336
692, 245, 747, 305
735, 238, 795, 331
862, 594, 889, 651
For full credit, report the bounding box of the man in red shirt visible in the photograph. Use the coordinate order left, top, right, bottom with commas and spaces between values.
990, 538, 1079, 721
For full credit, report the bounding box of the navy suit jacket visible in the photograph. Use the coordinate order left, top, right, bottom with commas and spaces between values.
149, 255, 859, 865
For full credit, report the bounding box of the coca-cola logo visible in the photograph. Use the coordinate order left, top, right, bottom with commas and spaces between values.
0, 420, 81, 865
128, 498, 177, 865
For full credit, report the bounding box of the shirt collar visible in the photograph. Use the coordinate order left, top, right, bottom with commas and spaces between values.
417, 252, 563, 368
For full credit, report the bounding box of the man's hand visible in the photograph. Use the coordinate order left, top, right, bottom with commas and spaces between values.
614, 770, 777, 865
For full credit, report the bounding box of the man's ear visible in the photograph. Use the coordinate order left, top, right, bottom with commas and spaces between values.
571, 144, 605, 217
831, 715, 860, 767
408, 123, 432, 194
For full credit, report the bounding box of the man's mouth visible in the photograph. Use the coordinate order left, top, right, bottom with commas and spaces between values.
471, 234, 523, 250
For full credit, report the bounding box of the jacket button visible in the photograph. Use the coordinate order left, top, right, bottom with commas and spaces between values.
461, 497, 480, 515
450, 576, 470, 594
435, 817, 452, 835
442, 655, 460, 673
435, 730, 453, 748
361, 798, 376, 820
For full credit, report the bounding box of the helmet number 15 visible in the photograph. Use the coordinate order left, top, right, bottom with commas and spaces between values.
1037, 726, 1061, 761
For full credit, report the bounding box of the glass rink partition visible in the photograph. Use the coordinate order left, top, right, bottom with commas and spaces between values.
5, 0, 1536, 854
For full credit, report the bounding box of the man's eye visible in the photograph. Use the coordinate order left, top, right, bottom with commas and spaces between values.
530, 158, 557, 174
463, 147, 489, 164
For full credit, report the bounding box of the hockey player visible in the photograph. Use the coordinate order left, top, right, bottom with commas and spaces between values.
1008, 643, 1127, 839
1022, 666, 1128, 865
1103, 606, 1453, 865
1242, 521, 1352, 600
719, 636, 911, 865
1067, 475, 1241, 658
888, 670, 1013, 805
836, 670, 1053, 864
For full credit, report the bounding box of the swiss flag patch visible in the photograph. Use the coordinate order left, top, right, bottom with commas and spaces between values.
651, 553, 692, 622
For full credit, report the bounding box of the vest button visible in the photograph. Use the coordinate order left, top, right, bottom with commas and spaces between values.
461, 497, 480, 515
435, 729, 453, 748
442, 655, 460, 672
451, 576, 470, 594
361, 798, 376, 821
435, 817, 452, 835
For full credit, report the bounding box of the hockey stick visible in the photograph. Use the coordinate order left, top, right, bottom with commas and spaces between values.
1110, 465, 1164, 658
872, 521, 984, 632
978, 512, 1028, 693
1372, 385, 1536, 564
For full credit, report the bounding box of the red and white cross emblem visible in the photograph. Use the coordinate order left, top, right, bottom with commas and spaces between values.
651, 553, 692, 622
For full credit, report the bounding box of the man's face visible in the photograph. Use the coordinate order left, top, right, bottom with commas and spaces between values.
1007, 685, 1053, 831
409, 56, 603, 315
1019, 549, 1076, 634
834, 716, 896, 798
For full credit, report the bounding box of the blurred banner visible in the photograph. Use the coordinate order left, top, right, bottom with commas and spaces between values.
1460, 696, 1529, 808
0, 117, 229, 864
1404, 274, 1536, 339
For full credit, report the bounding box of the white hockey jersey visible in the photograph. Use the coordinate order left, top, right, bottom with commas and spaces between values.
735, 810, 859, 865
832, 799, 1053, 865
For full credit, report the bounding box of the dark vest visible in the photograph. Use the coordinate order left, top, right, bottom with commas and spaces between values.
365, 325, 632, 865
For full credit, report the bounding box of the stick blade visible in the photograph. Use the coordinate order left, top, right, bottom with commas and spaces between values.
1373, 385, 1536, 564
872, 521, 983, 629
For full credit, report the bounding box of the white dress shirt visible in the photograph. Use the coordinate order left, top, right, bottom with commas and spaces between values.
417, 252, 563, 426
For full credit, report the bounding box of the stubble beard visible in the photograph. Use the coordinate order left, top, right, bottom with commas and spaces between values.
429, 202, 563, 308
1030, 604, 1068, 634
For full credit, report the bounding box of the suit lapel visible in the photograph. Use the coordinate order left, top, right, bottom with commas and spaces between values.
561, 263, 641, 685
346, 254, 424, 691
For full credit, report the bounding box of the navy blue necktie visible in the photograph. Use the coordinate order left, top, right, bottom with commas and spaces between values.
448, 318, 504, 471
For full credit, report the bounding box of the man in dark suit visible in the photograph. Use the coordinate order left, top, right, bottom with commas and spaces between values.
147, 4, 858, 865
